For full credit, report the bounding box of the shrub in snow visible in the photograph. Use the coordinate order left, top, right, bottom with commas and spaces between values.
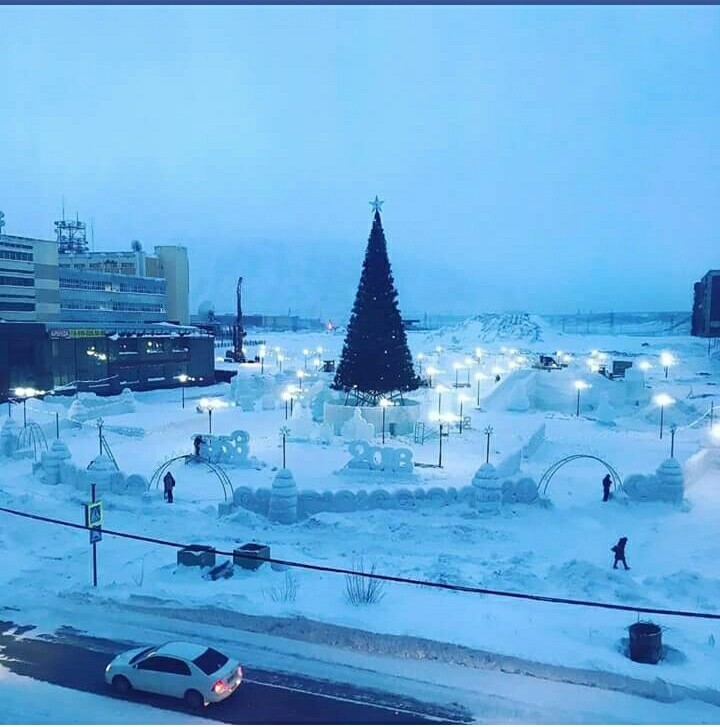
268, 468, 298, 524
266, 571, 299, 603
344, 559, 385, 606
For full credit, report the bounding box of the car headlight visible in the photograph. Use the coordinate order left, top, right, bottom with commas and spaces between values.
105, 664, 112, 672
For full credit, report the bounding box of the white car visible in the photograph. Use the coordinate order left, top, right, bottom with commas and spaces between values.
105, 641, 243, 710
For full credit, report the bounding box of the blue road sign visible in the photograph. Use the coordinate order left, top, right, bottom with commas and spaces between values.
89, 528, 102, 544
86, 501, 103, 528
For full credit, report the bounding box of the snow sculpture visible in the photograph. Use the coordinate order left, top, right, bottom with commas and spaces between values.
333, 489, 357, 512
39, 439, 72, 484
594, 393, 617, 427
68, 389, 136, 423
507, 381, 531, 412
0, 417, 20, 457
310, 387, 336, 423
472, 462, 502, 513
287, 406, 319, 442
87, 454, 124, 495
340, 408, 375, 441
624, 367, 648, 407
656, 458, 684, 503
268, 469, 298, 524
501, 476, 538, 504
344, 440, 414, 474
196, 430, 255, 466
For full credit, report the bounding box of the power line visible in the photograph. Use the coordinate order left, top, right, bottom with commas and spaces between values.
0, 504, 718, 620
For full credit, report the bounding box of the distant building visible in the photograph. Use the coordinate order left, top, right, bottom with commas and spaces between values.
692, 270, 720, 338
0, 214, 207, 397
0, 234, 61, 322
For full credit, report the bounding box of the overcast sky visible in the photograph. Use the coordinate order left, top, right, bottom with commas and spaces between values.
1, 6, 718, 319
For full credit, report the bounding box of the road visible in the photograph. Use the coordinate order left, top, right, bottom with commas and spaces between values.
0, 620, 468, 724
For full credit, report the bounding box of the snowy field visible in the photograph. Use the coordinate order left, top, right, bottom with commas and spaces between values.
1, 313, 719, 719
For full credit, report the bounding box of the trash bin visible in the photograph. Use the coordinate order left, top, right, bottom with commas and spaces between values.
233, 542, 270, 570
628, 622, 662, 664
177, 544, 216, 568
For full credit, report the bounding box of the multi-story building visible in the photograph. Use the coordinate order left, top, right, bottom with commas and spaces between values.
0, 233, 60, 322
692, 269, 720, 338
0, 214, 209, 396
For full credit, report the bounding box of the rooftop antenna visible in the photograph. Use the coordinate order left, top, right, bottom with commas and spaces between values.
90, 218, 95, 252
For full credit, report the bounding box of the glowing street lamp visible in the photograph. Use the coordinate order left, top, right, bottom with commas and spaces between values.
379, 397, 393, 444
653, 393, 675, 439
198, 397, 227, 434
296, 369, 305, 392
574, 380, 591, 417
302, 348, 310, 369
175, 373, 194, 409
475, 347, 484, 362
316, 346, 324, 356
277, 354, 284, 373
425, 366, 438, 388
312, 356, 321, 372
14, 387, 44, 428
660, 351, 676, 379
281, 390, 291, 420
259, 345, 267, 375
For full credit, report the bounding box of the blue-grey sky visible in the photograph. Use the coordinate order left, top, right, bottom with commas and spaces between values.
1, 6, 718, 319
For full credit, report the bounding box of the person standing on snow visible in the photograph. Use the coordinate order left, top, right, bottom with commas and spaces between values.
602, 473, 612, 502
611, 537, 629, 570
163, 470, 176, 504
193, 435, 203, 458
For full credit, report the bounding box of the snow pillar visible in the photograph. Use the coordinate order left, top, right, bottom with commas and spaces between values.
268, 468, 298, 524
472, 462, 502, 513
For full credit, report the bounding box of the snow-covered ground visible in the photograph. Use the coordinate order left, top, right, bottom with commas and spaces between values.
1, 313, 719, 721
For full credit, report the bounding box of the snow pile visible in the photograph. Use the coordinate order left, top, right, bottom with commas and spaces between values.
424, 313, 545, 350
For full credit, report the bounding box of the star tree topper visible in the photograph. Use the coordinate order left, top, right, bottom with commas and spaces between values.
369, 195, 384, 213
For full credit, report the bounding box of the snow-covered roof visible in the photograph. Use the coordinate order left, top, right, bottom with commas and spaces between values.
156, 641, 207, 660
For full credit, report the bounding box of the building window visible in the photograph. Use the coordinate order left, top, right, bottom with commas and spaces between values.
0, 250, 33, 262
0, 301, 35, 311
0, 275, 34, 287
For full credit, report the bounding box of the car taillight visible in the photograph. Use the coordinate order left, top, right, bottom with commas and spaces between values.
212, 680, 227, 694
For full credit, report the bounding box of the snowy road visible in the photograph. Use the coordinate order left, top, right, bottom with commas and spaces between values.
0, 619, 463, 724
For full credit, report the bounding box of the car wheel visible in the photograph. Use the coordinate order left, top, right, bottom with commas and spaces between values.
184, 689, 205, 711
112, 675, 132, 695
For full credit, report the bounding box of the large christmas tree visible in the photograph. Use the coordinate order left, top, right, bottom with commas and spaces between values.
333, 198, 420, 404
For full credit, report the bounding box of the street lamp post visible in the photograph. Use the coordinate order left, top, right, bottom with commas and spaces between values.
280, 426, 290, 468
176, 373, 192, 409
277, 354, 284, 374
199, 397, 227, 435
435, 385, 446, 417
425, 366, 437, 388
379, 398, 392, 444
303, 348, 309, 369
670, 425, 677, 457
660, 351, 675, 380
653, 393, 675, 439
457, 395, 469, 434
296, 370, 305, 392
14, 387, 43, 428
574, 380, 590, 417
484, 425, 494, 464
282, 391, 291, 420
453, 363, 461, 388
259, 346, 266, 375
475, 372, 485, 407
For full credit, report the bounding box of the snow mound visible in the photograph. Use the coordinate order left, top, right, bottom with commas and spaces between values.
424, 313, 545, 349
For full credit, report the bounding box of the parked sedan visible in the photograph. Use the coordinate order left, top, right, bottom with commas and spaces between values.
105, 641, 243, 709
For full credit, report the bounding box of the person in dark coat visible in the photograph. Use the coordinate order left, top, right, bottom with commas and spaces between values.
163, 471, 176, 504
611, 537, 629, 570
602, 474, 612, 502
193, 435, 203, 458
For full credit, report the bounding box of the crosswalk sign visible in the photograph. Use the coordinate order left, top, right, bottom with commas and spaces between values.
86, 501, 103, 528
89, 528, 102, 544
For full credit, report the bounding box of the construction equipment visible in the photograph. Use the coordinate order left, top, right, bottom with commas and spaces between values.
533, 354, 565, 371
224, 277, 247, 363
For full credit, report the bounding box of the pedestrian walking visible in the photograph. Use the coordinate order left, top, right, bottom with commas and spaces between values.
602, 473, 612, 502
193, 434, 203, 458
611, 537, 629, 570
163, 470, 176, 504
